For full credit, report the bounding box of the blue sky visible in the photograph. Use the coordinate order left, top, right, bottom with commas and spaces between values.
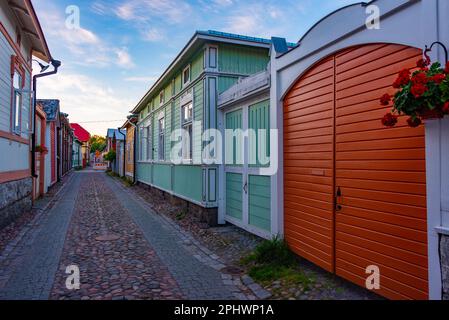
33, 0, 360, 136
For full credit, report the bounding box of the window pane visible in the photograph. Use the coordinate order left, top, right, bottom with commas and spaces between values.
13, 72, 22, 89
182, 102, 193, 123
14, 92, 21, 131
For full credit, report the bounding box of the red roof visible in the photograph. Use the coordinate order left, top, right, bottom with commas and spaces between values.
71, 123, 91, 142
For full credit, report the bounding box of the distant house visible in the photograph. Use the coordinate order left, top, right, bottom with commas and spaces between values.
114, 129, 126, 177
71, 123, 91, 168
59, 112, 73, 178
105, 128, 124, 174
38, 99, 60, 190
34, 102, 47, 199
72, 138, 82, 169
0, 0, 52, 228
121, 115, 138, 181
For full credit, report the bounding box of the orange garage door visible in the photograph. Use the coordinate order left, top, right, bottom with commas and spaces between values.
284, 43, 428, 300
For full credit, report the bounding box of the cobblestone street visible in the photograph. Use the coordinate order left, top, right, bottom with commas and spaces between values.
0, 172, 252, 300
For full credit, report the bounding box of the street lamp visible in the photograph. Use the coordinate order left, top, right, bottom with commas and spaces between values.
32, 59, 50, 73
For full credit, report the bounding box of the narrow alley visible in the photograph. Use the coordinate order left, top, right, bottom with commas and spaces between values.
0, 172, 248, 300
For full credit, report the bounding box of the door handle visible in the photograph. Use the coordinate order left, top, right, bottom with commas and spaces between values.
243, 181, 248, 194
335, 187, 342, 211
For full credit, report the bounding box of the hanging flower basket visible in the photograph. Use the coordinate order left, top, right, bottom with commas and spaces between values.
35, 145, 48, 154
381, 59, 449, 128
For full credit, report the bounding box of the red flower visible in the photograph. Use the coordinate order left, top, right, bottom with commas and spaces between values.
411, 83, 428, 98
407, 117, 422, 128
443, 102, 449, 114
445, 61, 449, 74
431, 73, 446, 84
393, 69, 411, 88
417, 58, 429, 69
381, 113, 398, 127
380, 93, 391, 106
411, 72, 429, 85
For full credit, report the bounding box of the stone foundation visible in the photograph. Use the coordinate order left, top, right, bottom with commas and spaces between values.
137, 182, 218, 227
441, 234, 449, 300
0, 177, 33, 229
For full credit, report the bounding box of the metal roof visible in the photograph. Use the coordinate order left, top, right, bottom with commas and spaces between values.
198, 30, 297, 48
37, 99, 60, 121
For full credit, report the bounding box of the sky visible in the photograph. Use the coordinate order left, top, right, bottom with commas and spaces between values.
32, 0, 361, 136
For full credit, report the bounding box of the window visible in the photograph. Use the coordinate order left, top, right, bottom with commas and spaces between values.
127, 142, 131, 162
139, 126, 144, 161
158, 117, 165, 161
12, 70, 23, 134
183, 65, 190, 86
209, 47, 217, 68
159, 91, 164, 105
182, 102, 193, 160
146, 125, 152, 160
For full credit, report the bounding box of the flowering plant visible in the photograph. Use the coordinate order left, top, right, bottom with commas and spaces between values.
381, 59, 449, 127
35, 145, 48, 154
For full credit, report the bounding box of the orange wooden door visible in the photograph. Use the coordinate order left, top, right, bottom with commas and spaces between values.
284, 56, 336, 273
283, 43, 428, 300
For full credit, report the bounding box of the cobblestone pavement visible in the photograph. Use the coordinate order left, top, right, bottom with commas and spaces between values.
0, 173, 80, 300
0, 172, 253, 300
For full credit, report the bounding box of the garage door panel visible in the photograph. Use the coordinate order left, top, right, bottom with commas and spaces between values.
336, 257, 428, 300
335, 43, 386, 65
285, 142, 333, 153
285, 173, 332, 186
285, 234, 333, 272
336, 178, 426, 195
285, 102, 334, 119
336, 159, 425, 172
337, 232, 428, 268
284, 212, 332, 235
336, 248, 428, 292
285, 92, 334, 109
336, 126, 424, 143
287, 84, 334, 103
337, 204, 426, 231
337, 214, 427, 242
285, 222, 333, 246
336, 86, 398, 108
340, 196, 426, 219
336, 169, 426, 183
285, 151, 333, 161
285, 110, 334, 127
336, 149, 425, 161
336, 44, 414, 75
339, 187, 426, 207
336, 74, 400, 100
337, 55, 421, 91
336, 137, 425, 152
336, 222, 427, 255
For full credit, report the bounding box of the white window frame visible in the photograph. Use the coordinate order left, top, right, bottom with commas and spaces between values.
159, 91, 165, 105
158, 112, 165, 161
182, 65, 191, 87
12, 71, 23, 135
146, 123, 152, 160
181, 102, 193, 160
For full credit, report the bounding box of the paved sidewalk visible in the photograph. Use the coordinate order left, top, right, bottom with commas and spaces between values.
0, 174, 80, 300
105, 175, 239, 300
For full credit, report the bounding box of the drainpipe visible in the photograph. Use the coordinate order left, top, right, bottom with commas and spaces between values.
31, 59, 61, 178
129, 120, 138, 184
118, 127, 126, 177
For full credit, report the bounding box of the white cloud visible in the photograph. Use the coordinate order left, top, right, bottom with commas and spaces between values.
37, 72, 133, 136
115, 48, 135, 69
35, 2, 134, 69
142, 28, 166, 42
124, 76, 158, 82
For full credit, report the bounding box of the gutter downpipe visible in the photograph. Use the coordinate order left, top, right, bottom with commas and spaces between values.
117, 127, 126, 178
31, 59, 61, 178
129, 120, 138, 185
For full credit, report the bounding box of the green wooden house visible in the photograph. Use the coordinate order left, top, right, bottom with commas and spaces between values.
131, 30, 292, 236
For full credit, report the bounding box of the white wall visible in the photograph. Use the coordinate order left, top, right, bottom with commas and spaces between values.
0, 139, 29, 172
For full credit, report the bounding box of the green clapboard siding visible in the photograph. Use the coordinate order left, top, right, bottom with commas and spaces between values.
225, 109, 243, 166
173, 165, 203, 202
218, 44, 269, 75
218, 76, 238, 94
175, 74, 182, 95
248, 100, 270, 167
226, 173, 242, 220
193, 81, 203, 161
248, 175, 271, 231
153, 163, 171, 191
191, 51, 204, 81
165, 104, 171, 161
137, 163, 152, 185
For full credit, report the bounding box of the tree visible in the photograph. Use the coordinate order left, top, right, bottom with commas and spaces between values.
90, 135, 106, 154
104, 150, 116, 162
